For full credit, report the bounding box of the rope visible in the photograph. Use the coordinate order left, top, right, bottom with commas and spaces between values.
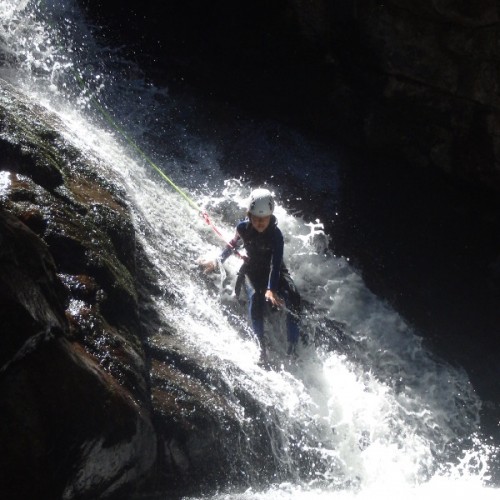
83, 80, 244, 259
84, 81, 244, 259
75, 71, 242, 255
72, 71, 203, 214
78, 71, 245, 260
36, 2, 241, 258
201, 211, 246, 260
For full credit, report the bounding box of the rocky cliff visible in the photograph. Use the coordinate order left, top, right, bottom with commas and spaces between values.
0, 79, 281, 498
2, 0, 500, 495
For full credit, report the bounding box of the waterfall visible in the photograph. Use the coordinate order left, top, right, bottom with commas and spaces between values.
0, 1, 498, 498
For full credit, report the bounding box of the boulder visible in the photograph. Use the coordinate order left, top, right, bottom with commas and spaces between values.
0, 80, 156, 498
0, 76, 293, 498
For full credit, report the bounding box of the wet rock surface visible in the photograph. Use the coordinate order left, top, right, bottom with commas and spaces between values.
145, 335, 286, 497
0, 79, 272, 498
0, 79, 156, 498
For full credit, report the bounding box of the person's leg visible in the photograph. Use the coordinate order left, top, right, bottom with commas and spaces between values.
245, 278, 265, 340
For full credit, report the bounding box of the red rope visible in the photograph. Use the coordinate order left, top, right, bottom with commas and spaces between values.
201, 211, 247, 261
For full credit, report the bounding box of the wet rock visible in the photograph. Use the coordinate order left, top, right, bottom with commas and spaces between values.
145, 334, 286, 495
0, 133, 64, 190
0, 336, 156, 499
0, 77, 293, 498
0, 208, 67, 368
0, 79, 156, 498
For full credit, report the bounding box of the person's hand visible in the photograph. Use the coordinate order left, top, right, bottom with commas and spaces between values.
265, 289, 285, 308
198, 258, 217, 274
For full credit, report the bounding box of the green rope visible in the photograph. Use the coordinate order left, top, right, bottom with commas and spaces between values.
72, 73, 203, 214
37, 0, 204, 215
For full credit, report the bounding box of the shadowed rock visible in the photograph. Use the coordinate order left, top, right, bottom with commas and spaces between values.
0, 76, 296, 498
0, 79, 158, 498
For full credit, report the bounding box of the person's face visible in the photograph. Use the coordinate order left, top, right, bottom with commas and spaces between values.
250, 214, 271, 233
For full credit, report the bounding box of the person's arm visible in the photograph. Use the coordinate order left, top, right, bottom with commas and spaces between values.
265, 230, 286, 308
220, 230, 241, 262
267, 228, 283, 290
200, 229, 241, 273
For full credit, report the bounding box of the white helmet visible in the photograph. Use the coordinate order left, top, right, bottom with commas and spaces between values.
248, 188, 274, 216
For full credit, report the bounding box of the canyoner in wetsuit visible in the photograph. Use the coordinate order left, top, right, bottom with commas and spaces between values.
201, 188, 302, 357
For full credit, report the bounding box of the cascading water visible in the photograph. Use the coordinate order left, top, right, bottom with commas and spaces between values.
1, 1, 498, 498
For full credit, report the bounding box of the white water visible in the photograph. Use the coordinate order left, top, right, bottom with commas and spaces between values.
1, 2, 498, 498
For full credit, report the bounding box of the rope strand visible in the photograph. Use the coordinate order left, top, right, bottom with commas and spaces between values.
38, 1, 241, 258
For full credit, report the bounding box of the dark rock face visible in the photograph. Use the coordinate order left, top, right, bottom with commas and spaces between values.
0, 335, 154, 499
0, 78, 296, 498
351, 0, 500, 190
0, 80, 157, 498
0, 210, 67, 364
146, 337, 286, 496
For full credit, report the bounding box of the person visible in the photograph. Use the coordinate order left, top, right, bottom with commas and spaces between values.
200, 188, 302, 357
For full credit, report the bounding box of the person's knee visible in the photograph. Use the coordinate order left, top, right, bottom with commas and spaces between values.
252, 318, 264, 338
249, 292, 265, 318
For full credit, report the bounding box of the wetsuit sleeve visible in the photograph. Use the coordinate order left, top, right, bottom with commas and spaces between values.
219, 229, 241, 263
268, 228, 284, 290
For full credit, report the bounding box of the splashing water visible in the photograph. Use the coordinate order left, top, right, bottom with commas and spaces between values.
0, 1, 498, 498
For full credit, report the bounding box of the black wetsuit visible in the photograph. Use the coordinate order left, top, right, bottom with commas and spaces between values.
220, 216, 301, 344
